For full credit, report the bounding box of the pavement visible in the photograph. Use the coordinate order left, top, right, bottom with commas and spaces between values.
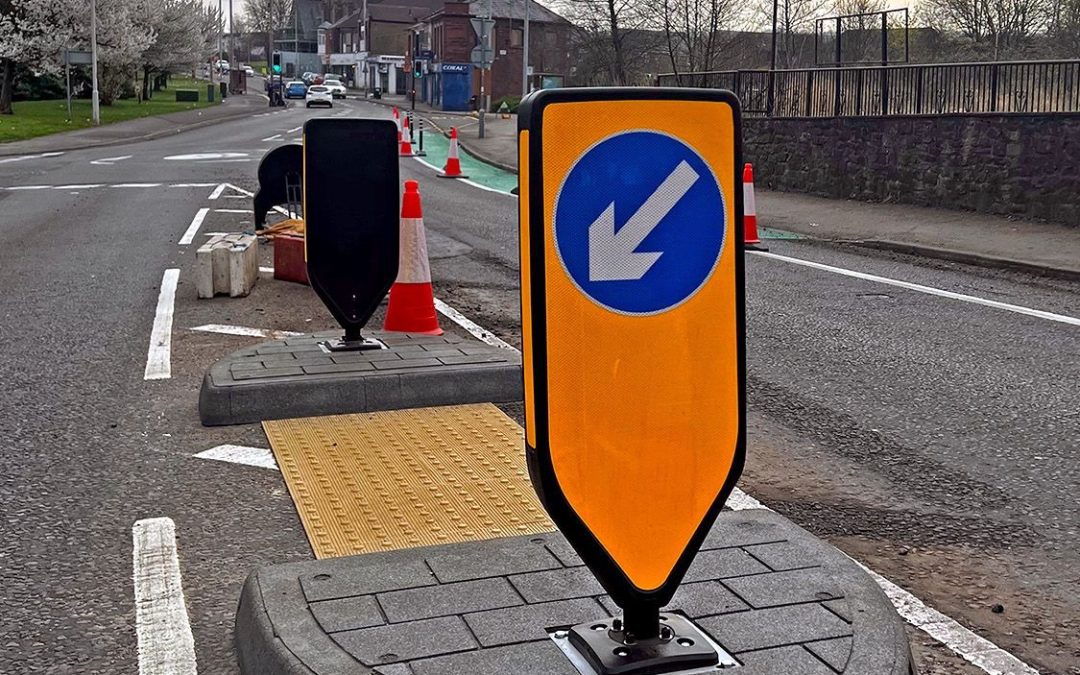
0, 93, 1075, 675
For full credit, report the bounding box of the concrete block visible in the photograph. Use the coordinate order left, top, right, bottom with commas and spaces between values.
331, 616, 476, 666
509, 566, 605, 603
378, 577, 522, 623
464, 598, 606, 647
698, 603, 851, 652
410, 640, 579, 675
426, 539, 560, 583
196, 234, 258, 299
309, 595, 385, 633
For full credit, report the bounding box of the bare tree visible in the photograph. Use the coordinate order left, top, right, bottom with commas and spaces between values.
659, 0, 743, 83
1049, 0, 1080, 56
757, 0, 829, 68
245, 0, 293, 70
565, 0, 652, 85
922, 0, 1052, 58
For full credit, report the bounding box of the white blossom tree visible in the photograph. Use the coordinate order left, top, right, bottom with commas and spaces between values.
0, 0, 79, 113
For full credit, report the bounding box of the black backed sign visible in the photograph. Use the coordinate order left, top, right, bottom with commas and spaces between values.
303, 118, 399, 339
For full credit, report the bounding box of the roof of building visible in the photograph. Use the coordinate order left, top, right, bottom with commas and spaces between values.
468, 0, 569, 24
369, 0, 446, 23
327, 9, 361, 29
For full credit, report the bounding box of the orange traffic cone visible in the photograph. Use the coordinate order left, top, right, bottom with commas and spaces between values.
384, 180, 442, 335
400, 115, 414, 156
393, 107, 401, 142
743, 163, 767, 251
438, 127, 468, 179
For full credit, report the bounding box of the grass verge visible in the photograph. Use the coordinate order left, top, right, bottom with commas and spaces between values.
0, 76, 220, 144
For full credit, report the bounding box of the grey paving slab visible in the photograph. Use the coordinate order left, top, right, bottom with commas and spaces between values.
745, 540, 820, 571
199, 330, 523, 425
235, 510, 912, 675
331, 616, 477, 666
464, 598, 607, 647
508, 566, 605, 603
378, 578, 522, 623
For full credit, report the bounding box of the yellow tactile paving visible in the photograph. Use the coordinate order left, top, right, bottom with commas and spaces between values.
263, 403, 555, 559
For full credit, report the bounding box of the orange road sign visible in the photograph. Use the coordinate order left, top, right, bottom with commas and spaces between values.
518, 88, 746, 620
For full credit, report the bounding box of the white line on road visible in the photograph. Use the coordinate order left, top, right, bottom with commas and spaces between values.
261, 134, 283, 142
144, 269, 179, 381
190, 324, 303, 339
179, 209, 209, 245
194, 444, 278, 470
430, 301, 1042, 675
225, 184, 291, 216
286, 125, 303, 133
113, 183, 162, 188
433, 298, 517, 351
53, 184, 102, 190
213, 209, 251, 214
751, 251, 1080, 327
132, 518, 197, 675
170, 182, 219, 188
207, 183, 227, 200
259, 266, 274, 274
91, 154, 132, 165
4, 185, 51, 190
0, 151, 64, 164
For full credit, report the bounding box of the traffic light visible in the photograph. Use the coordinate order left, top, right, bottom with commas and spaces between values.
272, 53, 282, 74
413, 59, 422, 78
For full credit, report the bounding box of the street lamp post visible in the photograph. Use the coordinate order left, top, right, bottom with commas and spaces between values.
90, 0, 100, 125
522, 0, 529, 97
768, 0, 778, 116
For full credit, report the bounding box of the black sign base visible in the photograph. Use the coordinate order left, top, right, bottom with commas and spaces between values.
318, 336, 385, 352
553, 613, 734, 675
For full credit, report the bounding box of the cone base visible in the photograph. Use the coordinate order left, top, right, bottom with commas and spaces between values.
437, 172, 469, 179
383, 283, 443, 335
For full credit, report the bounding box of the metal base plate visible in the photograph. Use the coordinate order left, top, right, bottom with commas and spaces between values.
551, 614, 739, 675
317, 336, 386, 352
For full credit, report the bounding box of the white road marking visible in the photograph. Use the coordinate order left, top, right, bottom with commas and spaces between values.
724, 488, 1040, 674
164, 152, 248, 161
53, 184, 102, 190
113, 183, 162, 188
5, 185, 51, 190
170, 182, 219, 188
190, 324, 303, 339
411, 156, 517, 197
259, 266, 274, 274
0, 151, 64, 164
91, 154, 132, 165
207, 183, 227, 200
132, 517, 197, 675
433, 298, 517, 351
751, 251, 1080, 327
286, 125, 303, 133
213, 209, 251, 214
261, 134, 283, 142
194, 444, 278, 470
428, 301, 1042, 675
179, 209, 209, 245
144, 269, 180, 380
224, 184, 291, 216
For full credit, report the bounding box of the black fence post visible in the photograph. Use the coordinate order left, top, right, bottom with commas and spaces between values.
806, 69, 814, 117
834, 69, 843, 116
990, 64, 999, 112
881, 67, 890, 115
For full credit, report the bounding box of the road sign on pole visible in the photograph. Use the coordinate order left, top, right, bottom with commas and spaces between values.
303, 119, 400, 350
518, 88, 745, 672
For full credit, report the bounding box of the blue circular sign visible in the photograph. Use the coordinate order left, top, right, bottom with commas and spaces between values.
554, 131, 726, 315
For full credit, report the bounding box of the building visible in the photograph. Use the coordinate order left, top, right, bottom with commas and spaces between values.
277, 0, 327, 77
415, 0, 571, 111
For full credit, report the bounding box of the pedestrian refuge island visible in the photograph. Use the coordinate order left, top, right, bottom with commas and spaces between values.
231, 98, 913, 675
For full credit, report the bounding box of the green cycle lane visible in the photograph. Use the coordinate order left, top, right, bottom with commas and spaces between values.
410, 126, 520, 195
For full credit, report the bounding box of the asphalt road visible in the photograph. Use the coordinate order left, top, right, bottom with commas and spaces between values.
0, 96, 1076, 675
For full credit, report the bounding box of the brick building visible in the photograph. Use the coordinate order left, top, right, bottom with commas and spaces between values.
415, 0, 571, 110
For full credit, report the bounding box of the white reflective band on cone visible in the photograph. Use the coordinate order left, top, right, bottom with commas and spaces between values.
743, 179, 757, 217
397, 217, 433, 283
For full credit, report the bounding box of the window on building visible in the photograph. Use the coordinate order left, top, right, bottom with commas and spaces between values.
511, 28, 523, 47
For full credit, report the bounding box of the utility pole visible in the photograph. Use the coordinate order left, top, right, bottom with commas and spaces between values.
768, 0, 778, 116
90, 0, 100, 125
217, 0, 223, 83
521, 0, 529, 97
294, 1, 300, 77
229, 0, 235, 73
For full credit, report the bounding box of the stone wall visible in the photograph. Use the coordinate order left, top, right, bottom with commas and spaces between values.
743, 114, 1080, 225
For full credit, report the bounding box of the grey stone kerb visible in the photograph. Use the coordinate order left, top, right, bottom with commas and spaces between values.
199, 330, 522, 426
235, 509, 913, 675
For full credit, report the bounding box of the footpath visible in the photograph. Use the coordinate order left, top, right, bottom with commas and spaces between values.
370, 92, 1079, 279
0, 89, 269, 157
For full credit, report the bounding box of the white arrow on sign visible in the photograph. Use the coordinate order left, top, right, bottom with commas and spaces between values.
588, 160, 699, 282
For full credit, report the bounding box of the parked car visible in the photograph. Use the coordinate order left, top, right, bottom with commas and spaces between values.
301, 72, 316, 84
244, 65, 255, 77
284, 81, 307, 99
322, 79, 346, 99
305, 85, 333, 108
